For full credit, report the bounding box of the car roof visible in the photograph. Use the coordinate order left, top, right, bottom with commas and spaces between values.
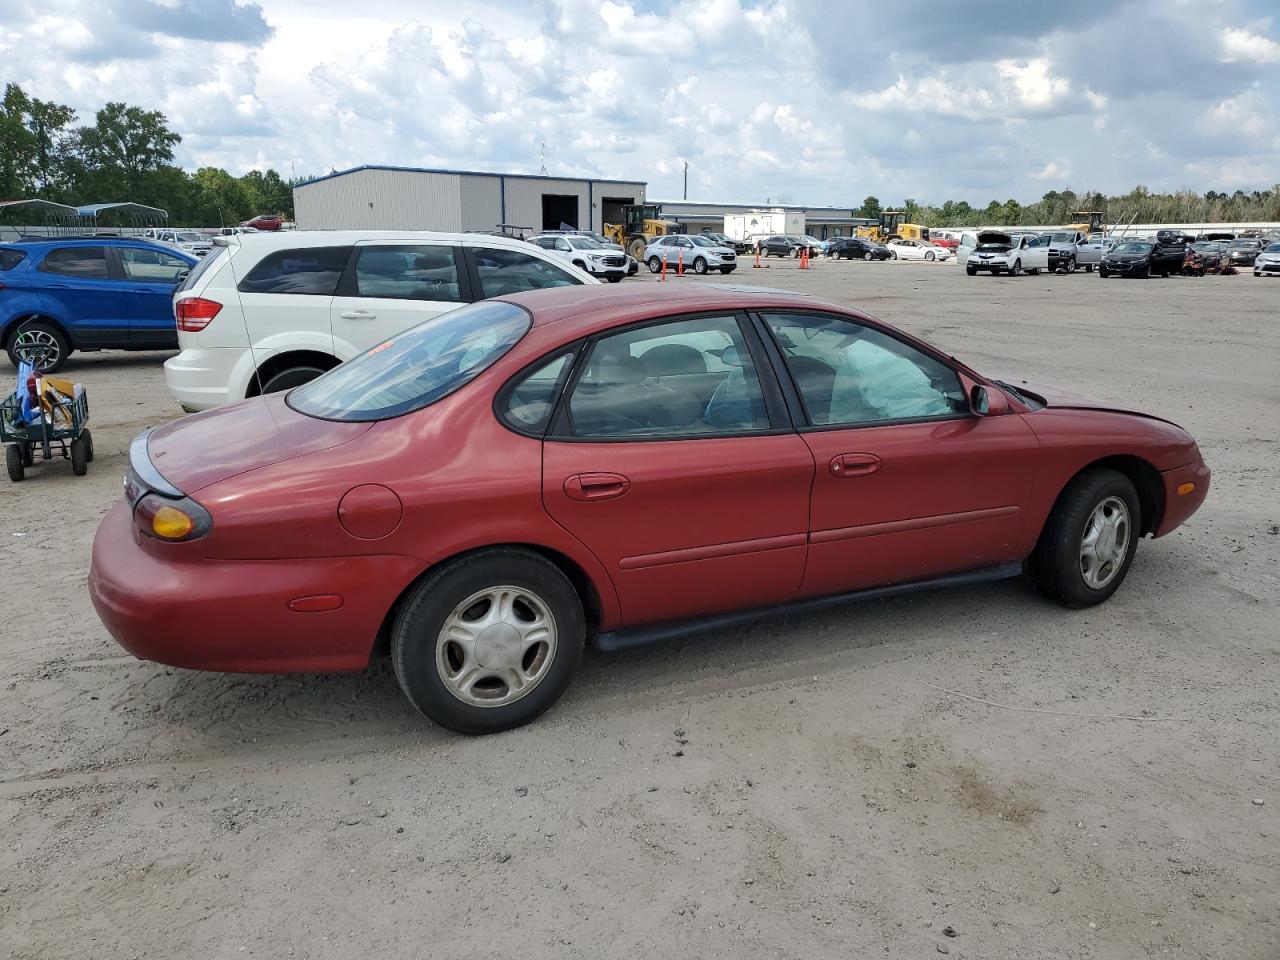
1, 236, 195, 253
218, 230, 546, 251
495, 283, 842, 342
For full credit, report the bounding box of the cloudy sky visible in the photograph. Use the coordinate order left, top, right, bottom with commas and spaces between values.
2, 0, 1279, 205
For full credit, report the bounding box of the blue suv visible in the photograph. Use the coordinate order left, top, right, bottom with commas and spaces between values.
1, 237, 197, 373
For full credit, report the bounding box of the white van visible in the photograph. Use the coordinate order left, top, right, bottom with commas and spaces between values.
165, 231, 596, 411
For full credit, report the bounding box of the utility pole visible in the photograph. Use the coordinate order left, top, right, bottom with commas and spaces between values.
683, 160, 689, 200
539, 141, 548, 176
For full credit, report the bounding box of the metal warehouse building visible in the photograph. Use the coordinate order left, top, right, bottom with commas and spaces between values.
652, 200, 867, 240
293, 165, 647, 235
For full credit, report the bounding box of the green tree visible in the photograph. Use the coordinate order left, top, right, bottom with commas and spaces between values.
74, 102, 181, 196
0, 83, 77, 197
857, 195, 881, 220
191, 167, 252, 226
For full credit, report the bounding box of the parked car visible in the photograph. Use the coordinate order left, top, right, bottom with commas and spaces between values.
643, 235, 737, 275
1, 238, 197, 372
1187, 241, 1226, 271
1046, 231, 1087, 272
164, 231, 596, 411
89, 284, 1211, 734
529, 234, 627, 282
1226, 239, 1263, 267
961, 231, 1049, 276
826, 237, 891, 261
1074, 235, 1115, 272
1099, 240, 1183, 278
886, 239, 951, 262
533, 230, 639, 276
141, 228, 213, 258
702, 230, 750, 254
1254, 243, 1280, 276
240, 215, 284, 231
757, 235, 802, 258
928, 230, 960, 250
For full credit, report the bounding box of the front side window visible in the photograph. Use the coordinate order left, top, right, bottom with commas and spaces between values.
566, 314, 769, 439
238, 246, 351, 295
288, 300, 531, 422
352, 245, 460, 301
762, 312, 966, 427
120, 247, 191, 283
40, 246, 109, 278
473, 247, 581, 298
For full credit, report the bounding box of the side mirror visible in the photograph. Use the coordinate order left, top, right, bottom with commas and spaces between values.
970, 384, 990, 416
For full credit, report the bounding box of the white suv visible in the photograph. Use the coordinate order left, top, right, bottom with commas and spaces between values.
142, 228, 214, 258
528, 233, 628, 282
165, 231, 596, 411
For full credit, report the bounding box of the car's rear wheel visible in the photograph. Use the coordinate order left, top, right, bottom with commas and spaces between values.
7, 320, 70, 373
1085, 263, 1094, 273
1030, 468, 1140, 609
647, 256, 662, 273
392, 549, 585, 734
260, 365, 327, 394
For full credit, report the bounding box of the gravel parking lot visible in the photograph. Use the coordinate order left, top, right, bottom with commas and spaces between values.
2, 260, 1276, 959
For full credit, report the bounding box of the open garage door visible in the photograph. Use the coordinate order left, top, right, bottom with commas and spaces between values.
541, 195, 578, 231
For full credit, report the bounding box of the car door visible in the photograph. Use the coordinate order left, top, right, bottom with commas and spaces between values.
330, 242, 467, 354
540, 312, 814, 625
115, 245, 193, 348
35, 246, 128, 347
235, 244, 351, 360
664, 236, 692, 266
755, 309, 1039, 598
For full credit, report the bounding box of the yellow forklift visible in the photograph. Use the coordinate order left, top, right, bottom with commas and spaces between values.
604, 204, 686, 261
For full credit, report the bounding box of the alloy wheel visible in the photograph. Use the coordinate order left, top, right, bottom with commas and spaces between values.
1080, 496, 1130, 589
435, 586, 557, 708
13, 328, 62, 371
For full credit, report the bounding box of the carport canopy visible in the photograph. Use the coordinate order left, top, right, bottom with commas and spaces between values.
0, 199, 81, 223
75, 202, 169, 226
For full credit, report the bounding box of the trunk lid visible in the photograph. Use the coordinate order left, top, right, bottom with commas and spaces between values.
147, 393, 371, 493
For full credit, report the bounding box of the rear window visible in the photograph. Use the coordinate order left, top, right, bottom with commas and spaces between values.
287, 299, 532, 422
176, 245, 227, 292
238, 246, 351, 295
472, 247, 580, 298
0, 248, 25, 271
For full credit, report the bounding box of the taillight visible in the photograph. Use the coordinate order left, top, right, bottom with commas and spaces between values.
134, 493, 212, 542
176, 297, 222, 332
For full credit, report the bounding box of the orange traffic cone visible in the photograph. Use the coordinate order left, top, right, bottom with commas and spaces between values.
660, 254, 667, 282
677, 248, 684, 276
753, 246, 762, 269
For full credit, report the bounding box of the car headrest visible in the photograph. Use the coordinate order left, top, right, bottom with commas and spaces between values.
640, 343, 707, 376
594, 353, 646, 386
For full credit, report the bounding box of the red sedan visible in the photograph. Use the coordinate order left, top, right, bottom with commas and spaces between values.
89, 285, 1209, 734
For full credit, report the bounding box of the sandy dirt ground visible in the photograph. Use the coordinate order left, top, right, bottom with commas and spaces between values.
1, 259, 1277, 959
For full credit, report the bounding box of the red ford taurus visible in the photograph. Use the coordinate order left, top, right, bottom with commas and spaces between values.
89, 285, 1209, 733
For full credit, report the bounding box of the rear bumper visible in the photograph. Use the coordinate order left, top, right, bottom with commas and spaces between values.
88, 502, 425, 673
163, 347, 247, 412
1154, 459, 1211, 537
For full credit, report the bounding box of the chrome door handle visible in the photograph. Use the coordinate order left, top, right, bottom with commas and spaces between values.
339, 310, 376, 319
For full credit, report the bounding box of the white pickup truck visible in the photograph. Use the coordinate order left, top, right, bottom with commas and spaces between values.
959, 231, 1050, 276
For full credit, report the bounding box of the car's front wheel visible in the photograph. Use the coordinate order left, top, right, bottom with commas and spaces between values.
1030, 468, 1140, 609
647, 256, 662, 273
925, 250, 935, 261
965, 265, 977, 276
260, 365, 327, 394
392, 549, 585, 734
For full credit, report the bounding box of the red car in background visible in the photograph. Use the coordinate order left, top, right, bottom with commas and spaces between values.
930, 231, 960, 250
239, 214, 284, 231
89, 285, 1209, 734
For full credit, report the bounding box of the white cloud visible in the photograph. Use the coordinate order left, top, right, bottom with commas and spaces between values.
1220, 25, 1280, 63
1032, 160, 1072, 181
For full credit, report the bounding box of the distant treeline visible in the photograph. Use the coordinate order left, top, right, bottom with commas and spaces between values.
0, 82, 299, 227
858, 185, 1280, 229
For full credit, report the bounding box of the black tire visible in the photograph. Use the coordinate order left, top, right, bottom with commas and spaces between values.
391, 549, 586, 734
693, 257, 708, 275
6, 319, 70, 374
6, 444, 23, 482
571, 260, 586, 272
1066, 257, 1077, 273
1009, 259, 1021, 276
1100, 267, 1110, 278
19, 442, 33, 466
925, 251, 936, 261
1029, 267, 1041, 275
70, 437, 88, 476
863, 251, 873, 261
607, 276, 623, 283
1085, 263, 1094, 273
647, 256, 662, 273
966, 266, 977, 276
260, 365, 326, 394
80, 428, 94, 462
1030, 468, 1141, 609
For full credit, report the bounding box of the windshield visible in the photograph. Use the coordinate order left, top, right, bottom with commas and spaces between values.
1265, 244, 1280, 254
1051, 232, 1074, 242
1191, 242, 1221, 251
1113, 242, 1152, 254
288, 300, 531, 421
567, 238, 603, 250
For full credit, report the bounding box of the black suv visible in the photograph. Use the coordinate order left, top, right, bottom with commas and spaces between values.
826, 237, 890, 261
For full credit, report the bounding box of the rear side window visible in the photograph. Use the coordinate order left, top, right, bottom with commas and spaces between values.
472, 247, 581, 298
288, 300, 531, 422
238, 246, 351, 295
352, 245, 460, 301
0, 248, 26, 271
40, 246, 109, 279
497, 351, 574, 435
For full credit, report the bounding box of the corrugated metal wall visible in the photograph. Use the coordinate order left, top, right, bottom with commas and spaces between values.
295, 169, 463, 230
458, 176, 502, 232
